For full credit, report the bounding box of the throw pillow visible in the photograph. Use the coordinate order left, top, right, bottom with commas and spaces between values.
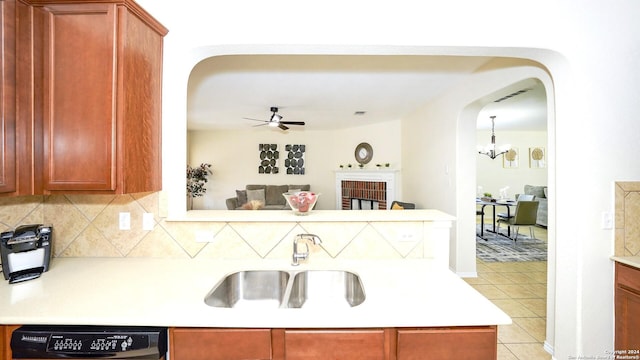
247, 188, 266, 204
289, 184, 311, 192
236, 190, 248, 205
266, 185, 289, 206
242, 200, 264, 210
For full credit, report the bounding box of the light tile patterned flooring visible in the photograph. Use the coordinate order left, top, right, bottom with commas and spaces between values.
466, 224, 552, 360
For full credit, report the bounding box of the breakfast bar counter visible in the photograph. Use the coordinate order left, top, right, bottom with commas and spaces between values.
0, 258, 510, 328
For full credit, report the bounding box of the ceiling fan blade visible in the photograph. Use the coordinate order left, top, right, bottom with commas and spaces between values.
243, 117, 268, 122
252, 123, 268, 127
280, 121, 305, 126
278, 123, 289, 131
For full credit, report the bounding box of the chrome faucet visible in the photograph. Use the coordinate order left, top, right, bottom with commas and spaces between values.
292, 233, 322, 266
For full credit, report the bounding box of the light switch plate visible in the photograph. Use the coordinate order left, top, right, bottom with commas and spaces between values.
119, 212, 131, 230
601, 212, 613, 230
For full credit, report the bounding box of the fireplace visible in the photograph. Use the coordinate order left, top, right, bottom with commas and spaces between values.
335, 170, 397, 210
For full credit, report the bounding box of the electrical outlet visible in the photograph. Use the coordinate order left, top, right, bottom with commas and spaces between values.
119, 212, 131, 230
142, 213, 154, 230
398, 231, 416, 242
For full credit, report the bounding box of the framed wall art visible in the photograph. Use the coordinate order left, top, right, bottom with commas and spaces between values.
529, 147, 546, 168
258, 143, 279, 174
285, 144, 305, 175
503, 147, 519, 168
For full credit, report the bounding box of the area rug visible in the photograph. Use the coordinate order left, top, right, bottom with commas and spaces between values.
476, 226, 547, 262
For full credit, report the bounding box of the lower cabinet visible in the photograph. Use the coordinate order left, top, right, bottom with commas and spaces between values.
615, 262, 640, 350
396, 327, 497, 360
170, 328, 272, 360
170, 326, 497, 360
1, 325, 19, 360
277, 329, 392, 360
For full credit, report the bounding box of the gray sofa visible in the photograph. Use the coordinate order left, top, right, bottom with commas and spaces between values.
226, 184, 311, 210
519, 185, 548, 227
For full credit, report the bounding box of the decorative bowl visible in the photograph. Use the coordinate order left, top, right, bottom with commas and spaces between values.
283, 192, 320, 215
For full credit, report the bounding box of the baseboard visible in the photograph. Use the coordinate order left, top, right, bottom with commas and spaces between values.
544, 341, 554, 356
456, 271, 478, 278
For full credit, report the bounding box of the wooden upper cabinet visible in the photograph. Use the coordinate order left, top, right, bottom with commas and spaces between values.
28, 0, 167, 194
0, 0, 17, 194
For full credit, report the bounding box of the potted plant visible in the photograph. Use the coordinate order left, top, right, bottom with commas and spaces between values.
481, 192, 494, 202
187, 163, 212, 209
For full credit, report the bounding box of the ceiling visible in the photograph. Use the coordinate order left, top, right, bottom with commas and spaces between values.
187, 55, 547, 132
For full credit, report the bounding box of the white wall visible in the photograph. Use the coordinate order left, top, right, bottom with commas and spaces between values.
136, 0, 640, 358
188, 121, 401, 210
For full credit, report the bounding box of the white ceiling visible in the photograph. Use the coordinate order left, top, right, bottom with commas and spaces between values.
187, 55, 547, 132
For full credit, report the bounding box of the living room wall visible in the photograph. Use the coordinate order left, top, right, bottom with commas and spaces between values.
188, 120, 402, 210
476, 130, 548, 199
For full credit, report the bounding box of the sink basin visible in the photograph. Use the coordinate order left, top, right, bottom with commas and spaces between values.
287, 270, 366, 309
204, 270, 290, 309
205, 269, 365, 309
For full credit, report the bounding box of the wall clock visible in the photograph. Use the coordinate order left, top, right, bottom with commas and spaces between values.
354, 142, 373, 165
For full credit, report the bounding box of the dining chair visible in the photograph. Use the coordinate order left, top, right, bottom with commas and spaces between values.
496, 200, 539, 242
496, 194, 536, 220
517, 194, 535, 201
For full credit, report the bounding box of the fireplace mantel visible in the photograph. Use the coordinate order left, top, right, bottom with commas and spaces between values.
335, 170, 399, 210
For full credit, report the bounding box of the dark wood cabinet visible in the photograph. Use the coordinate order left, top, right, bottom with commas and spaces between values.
170, 326, 497, 360
2, 0, 166, 196
280, 329, 391, 360
615, 262, 640, 350
169, 328, 273, 360
397, 327, 497, 360
0, 0, 17, 195
30, 0, 167, 194
0, 325, 19, 360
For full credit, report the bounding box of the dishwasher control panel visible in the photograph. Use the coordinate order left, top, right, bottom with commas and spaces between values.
11, 325, 167, 359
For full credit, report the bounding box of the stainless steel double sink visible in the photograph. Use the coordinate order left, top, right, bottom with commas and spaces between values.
204, 270, 365, 309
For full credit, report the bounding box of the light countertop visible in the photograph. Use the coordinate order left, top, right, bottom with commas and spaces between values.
170, 209, 456, 223
612, 256, 640, 269
0, 258, 510, 328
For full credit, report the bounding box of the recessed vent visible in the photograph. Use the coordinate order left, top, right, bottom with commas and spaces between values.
494, 89, 530, 103
354, 111, 367, 116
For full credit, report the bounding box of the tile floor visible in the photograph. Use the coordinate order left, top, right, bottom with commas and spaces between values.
466, 224, 552, 360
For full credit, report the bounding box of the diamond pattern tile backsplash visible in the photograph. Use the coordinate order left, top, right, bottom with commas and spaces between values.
0, 193, 430, 260
616, 182, 640, 256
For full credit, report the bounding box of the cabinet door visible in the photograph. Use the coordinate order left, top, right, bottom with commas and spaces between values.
1, 325, 20, 360
40, 3, 117, 191
616, 263, 640, 350
0, 0, 17, 194
0, 325, 6, 360
284, 329, 387, 360
170, 328, 272, 360
397, 327, 497, 360
616, 287, 640, 350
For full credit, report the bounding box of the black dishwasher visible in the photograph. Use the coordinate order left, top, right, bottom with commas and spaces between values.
10, 325, 167, 359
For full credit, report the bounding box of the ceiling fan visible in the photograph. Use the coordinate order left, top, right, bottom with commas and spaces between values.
243, 106, 305, 131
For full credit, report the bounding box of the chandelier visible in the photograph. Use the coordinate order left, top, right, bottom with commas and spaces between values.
478, 115, 510, 159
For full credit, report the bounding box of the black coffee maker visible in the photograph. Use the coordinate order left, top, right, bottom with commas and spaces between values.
1, 224, 53, 284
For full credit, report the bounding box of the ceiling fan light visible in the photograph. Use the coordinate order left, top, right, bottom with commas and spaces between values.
268, 121, 278, 127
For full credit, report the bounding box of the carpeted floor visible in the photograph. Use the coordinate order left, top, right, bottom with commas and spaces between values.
476, 226, 547, 262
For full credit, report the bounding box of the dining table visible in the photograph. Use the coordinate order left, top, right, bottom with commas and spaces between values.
476, 198, 516, 240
